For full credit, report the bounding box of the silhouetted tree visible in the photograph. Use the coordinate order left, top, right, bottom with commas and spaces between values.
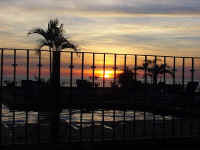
28, 18, 77, 87
136, 59, 173, 85
113, 68, 141, 89
28, 19, 77, 144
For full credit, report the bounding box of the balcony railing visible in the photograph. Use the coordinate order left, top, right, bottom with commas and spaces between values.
0, 48, 200, 145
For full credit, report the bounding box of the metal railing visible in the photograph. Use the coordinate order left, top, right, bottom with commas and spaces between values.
0, 48, 200, 145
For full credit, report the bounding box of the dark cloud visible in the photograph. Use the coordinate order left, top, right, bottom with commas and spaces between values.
1, 0, 200, 16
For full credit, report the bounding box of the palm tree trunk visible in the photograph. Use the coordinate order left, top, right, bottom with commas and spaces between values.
51, 51, 60, 87
50, 50, 61, 144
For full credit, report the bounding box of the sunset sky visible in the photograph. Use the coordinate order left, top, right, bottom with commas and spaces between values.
0, 0, 200, 57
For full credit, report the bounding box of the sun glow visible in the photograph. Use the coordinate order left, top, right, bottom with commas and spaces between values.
95, 69, 123, 79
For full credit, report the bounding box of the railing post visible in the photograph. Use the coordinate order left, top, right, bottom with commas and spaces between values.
163, 56, 166, 83
173, 57, 176, 85
38, 50, 41, 81
182, 57, 185, 87
68, 52, 73, 143
144, 56, 147, 85
0, 49, 3, 87
113, 54, 117, 84
124, 54, 127, 71
134, 55, 137, 80
143, 55, 147, 136
12, 49, 17, 144
191, 58, 194, 82
81, 52, 84, 81
26, 50, 29, 80
70, 52, 73, 88
13, 49, 17, 84
0, 48, 3, 145
103, 54, 106, 88
92, 53, 95, 87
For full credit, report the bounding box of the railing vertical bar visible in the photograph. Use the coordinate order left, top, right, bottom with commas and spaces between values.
38, 50, 41, 81
37, 50, 41, 144
70, 52, 73, 88
68, 109, 72, 143
144, 56, 147, 85
91, 108, 94, 142
81, 52, 84, 80
0, 49, 4, 87
124, 54, 127, 71
102, 53, 106, 141
12, 49, 17, 144
190, 57, 194, 137
152, 56, 157, 138
13, 49, 16, 83
26, 50, 29, 80
163, 56, 166, 83
92, 53, 95, 87
191, 58, 194, 82
163, 57, 166, 138
172, 57, 176, 137
25, 49, 29, 144
133, 110, 136, 137
143, 55, 147, 136
123, 108, 126, 140
152, 114, 156, 138
80, 52, 84, 142
0, 48, 3, 145
113, 54, 117, 83
69, 52, 73, 143
80, 108, 83, 142
154, 56, 157, 85
173, 57, 176, 85
134, 55, 137, 80
25, 111, 28, 144
182, 58, 185, 87
37, 111, 40, 144
112, 105, 116, 140
103, 54, 106, 88
49, 49, 52, 77
101, 108, 105, 141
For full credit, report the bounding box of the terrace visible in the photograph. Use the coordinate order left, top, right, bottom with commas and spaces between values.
1, 48, 200, 148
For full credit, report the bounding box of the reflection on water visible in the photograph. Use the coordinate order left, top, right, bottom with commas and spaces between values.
1, 104, 172, 127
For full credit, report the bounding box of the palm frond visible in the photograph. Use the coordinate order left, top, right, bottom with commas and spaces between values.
28, 18, 77, 52
37, 39, 50, 49
62, 41, 78, 51
28, 28, 48, 40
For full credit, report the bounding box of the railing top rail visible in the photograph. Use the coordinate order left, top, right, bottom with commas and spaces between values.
1, 48, 200, 59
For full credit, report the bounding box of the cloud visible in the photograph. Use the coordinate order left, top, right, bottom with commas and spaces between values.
1, 0, 200, 18
0, 0, 200, 57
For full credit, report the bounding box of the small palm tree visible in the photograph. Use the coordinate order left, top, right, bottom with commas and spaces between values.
28, 19, 77, 143
136, 59, 173, 85
28, 18, 77, 87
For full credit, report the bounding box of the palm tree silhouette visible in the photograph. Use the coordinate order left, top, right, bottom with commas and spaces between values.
28, 18, 77, 87
28, 19, 77, 143
136, 59, 173, 85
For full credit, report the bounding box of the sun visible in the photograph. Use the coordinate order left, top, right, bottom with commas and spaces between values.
95, 69, 113, 78
95, 69, 123, 79
104, 74, 110, 78
104, 70, 113, 78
